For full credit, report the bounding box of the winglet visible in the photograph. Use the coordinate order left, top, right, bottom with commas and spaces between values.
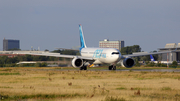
79, 24, 87, 50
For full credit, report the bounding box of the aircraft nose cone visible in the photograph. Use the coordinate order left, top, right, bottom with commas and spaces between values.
113, 54, 121, 63
117, 54, 121, 62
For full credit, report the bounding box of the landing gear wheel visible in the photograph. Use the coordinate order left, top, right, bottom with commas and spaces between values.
109, 65, 116, 70
109, 65, 113, 70
80, 66, 87, 70
80, 67, 84, 70
113, 66, 116, 70
84, 66, 87, 70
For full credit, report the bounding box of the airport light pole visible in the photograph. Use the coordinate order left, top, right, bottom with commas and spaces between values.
167, 53, 169, 68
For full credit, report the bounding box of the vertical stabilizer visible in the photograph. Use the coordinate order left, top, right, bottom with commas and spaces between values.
79, 24, 87, 50
150, 55, 155, 61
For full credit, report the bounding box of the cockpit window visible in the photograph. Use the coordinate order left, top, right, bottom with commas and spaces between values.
112, 52, 120, 55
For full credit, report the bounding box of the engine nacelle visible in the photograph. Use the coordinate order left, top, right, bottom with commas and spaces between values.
72, 58, 83, 68
120, 58, 135, 68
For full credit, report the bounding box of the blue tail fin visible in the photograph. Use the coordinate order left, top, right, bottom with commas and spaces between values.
150, 55, 155, 61
79, 24, 87, 50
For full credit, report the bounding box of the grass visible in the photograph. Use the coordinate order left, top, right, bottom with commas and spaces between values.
161, 87, 172, 91
55, 66, 177, 70
0, 73, 20, 75
116, 87, 127, 90
0, 93, 86, 100
0, 67, 180, 101
104, 96, 126, 101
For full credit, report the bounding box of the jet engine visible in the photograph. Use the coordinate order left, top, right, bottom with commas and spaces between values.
72, 58, 83, 68
120, 58, 135, 68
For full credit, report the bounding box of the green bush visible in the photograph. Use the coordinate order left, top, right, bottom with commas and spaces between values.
177, 65, 180, 68
41, 62, 47, 67
170, 61, 178, 67
35, 63, 41, 67
160, 63, 168, 67
146, 62, 155, 67
18, 63, 35, 67
0, 64, 4, 67
156, 63, 161, 67
156, 63, 167, 67
17, 63, 47, 67
134, 60, 140, 67
145, 61, 149, 65
35, 63, 47, 67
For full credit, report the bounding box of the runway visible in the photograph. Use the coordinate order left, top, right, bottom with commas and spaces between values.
117, 69, 180, 72
35, 67, 180, 72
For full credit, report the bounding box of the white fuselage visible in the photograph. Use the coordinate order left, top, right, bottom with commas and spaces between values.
80, 48, 121, 64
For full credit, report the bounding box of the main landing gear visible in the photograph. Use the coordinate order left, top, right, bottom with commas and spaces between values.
109, 65, 116, 70
79, 65, 116, 70
80, 66, 87, 70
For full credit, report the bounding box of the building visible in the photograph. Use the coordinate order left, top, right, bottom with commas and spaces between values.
3, 38, 20, 51
158, 43, 180, 62
99, 39, 124, 51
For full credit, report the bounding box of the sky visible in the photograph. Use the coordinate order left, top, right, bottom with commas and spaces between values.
0, 0, 180, 52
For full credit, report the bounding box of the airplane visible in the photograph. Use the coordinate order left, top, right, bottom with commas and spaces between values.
150, 55, 162, 63
13, 24, 175, 70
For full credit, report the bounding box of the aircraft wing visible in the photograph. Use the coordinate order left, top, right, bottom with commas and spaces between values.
122, 50, 176, 58
13, 52, 94, 60
55, 48, 79, 51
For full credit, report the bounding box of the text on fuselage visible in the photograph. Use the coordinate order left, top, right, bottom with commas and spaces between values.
93, 49, 106, 58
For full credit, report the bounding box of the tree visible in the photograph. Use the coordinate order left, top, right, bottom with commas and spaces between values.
140, 55, 150, 61
170, 61, 178, 67
52, 49, 61, 53
0, 56, 8, 64
134, 59, 140, 67
44, 49, 49, 51
60, 50, 77, 55
26, 55, 33, 61
121, 45, 141, 55
52, 49, 78, 55
8, 48, 21, 51
38, 56, 48, 61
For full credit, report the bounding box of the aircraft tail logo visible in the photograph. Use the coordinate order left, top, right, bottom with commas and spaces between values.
79, 24, 87, 50
150, 55, 155, 61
